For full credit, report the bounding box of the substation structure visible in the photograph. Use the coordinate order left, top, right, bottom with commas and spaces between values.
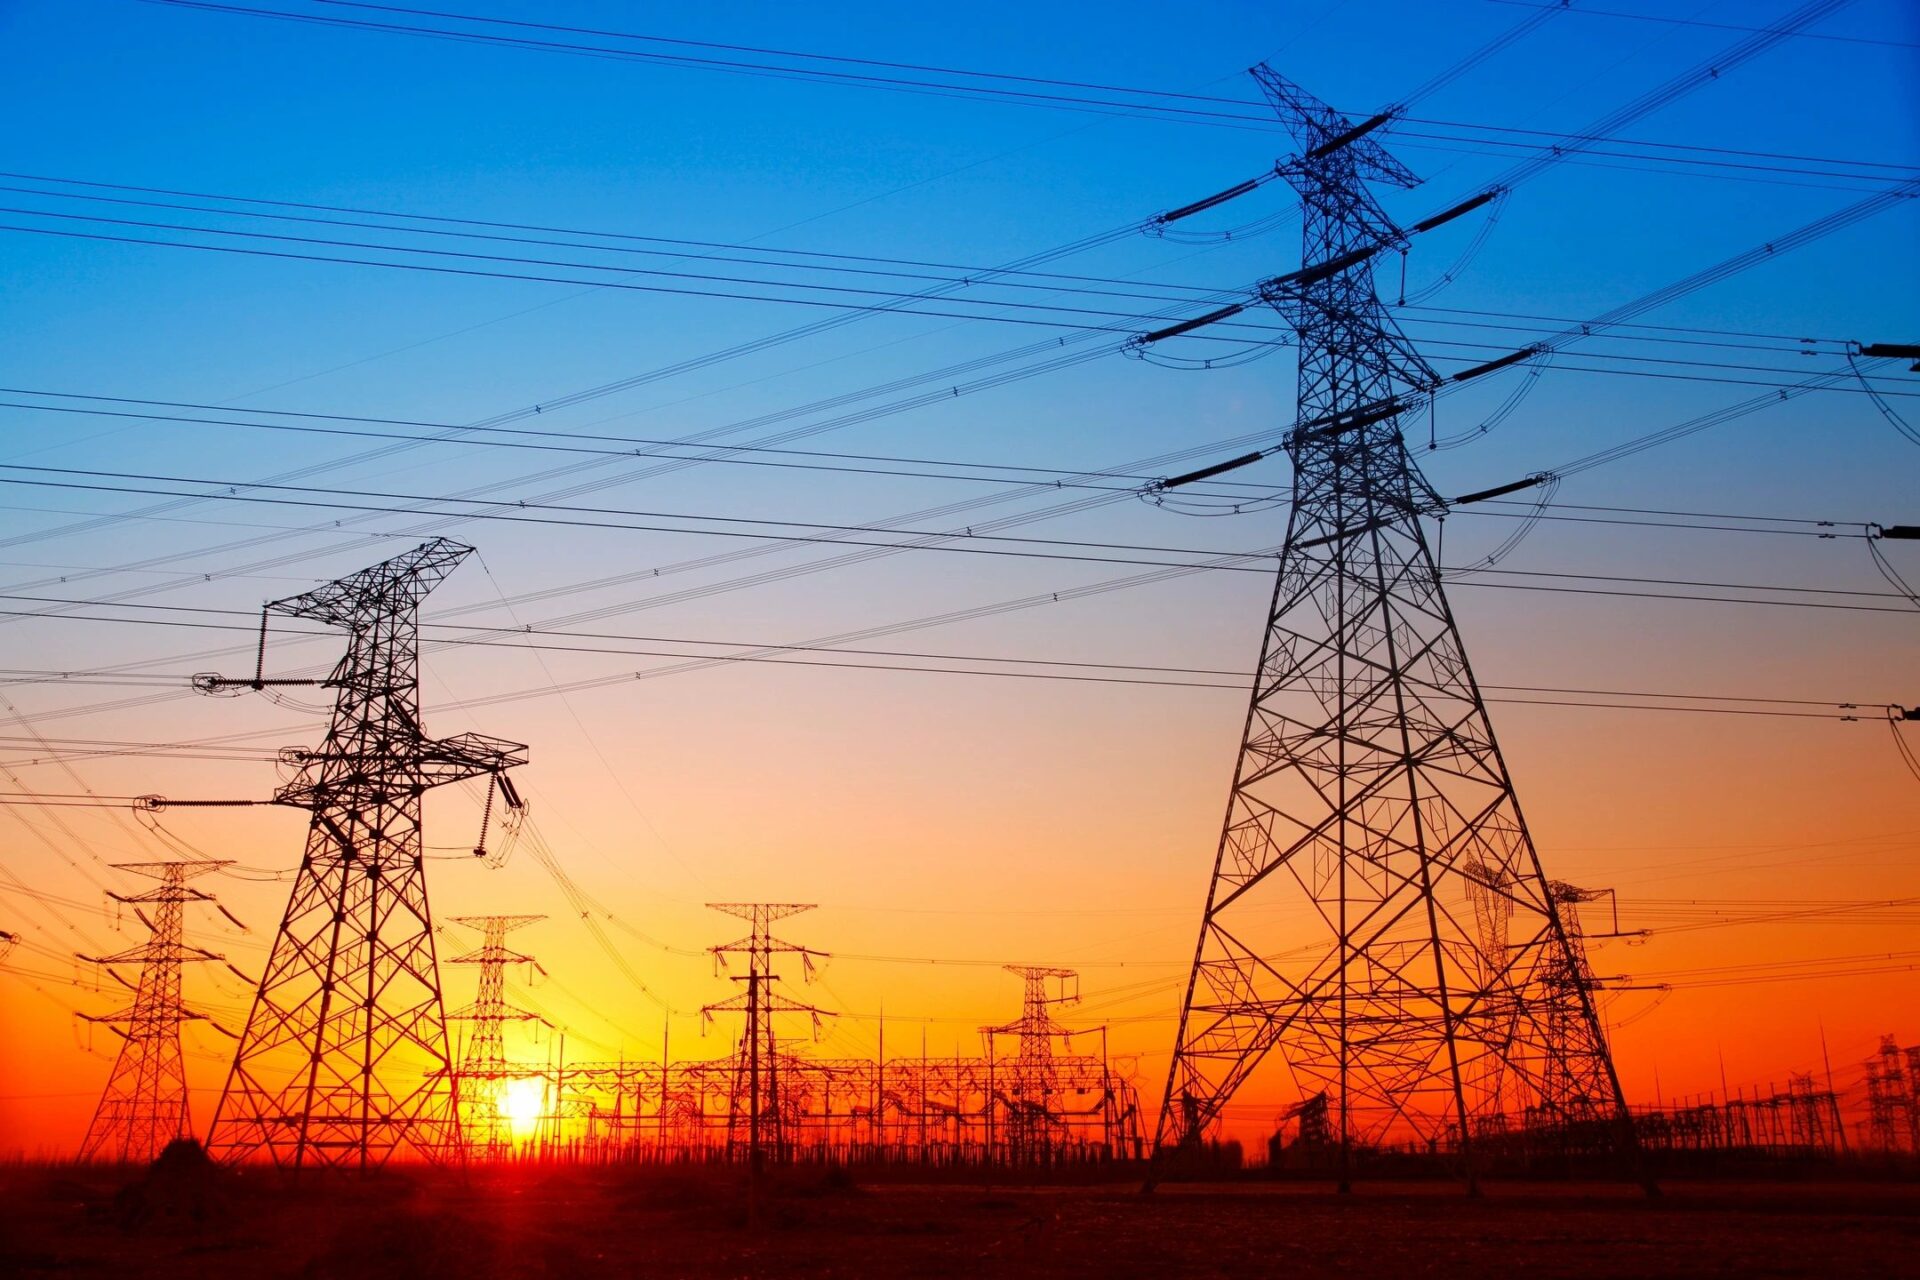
444, 912, 1145, 1166
500, 1049, 1145, 1166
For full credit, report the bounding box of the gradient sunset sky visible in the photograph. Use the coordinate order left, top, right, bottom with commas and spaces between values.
0, 0, 1915, 1155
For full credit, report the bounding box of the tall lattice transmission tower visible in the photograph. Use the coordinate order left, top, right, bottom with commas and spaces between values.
78, 860, 234, 1163
447, 914, 547, 1156
1153, 68, 1638, 1186
203, 538, 529, 1169
702, 903, 825, 1169
984, 965, 1079, 1162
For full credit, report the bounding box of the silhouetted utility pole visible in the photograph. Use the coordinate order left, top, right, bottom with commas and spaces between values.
78, 860, 236, 1163
202, 538, 528, 1169
1147, 67, 1643, 1192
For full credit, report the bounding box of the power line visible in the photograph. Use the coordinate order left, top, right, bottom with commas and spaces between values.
0, 466, 1907, 596
1479, 0, 1920, 52
3, 5, 1891, 646
7, 204, 1914, 398
145, 0, 1917, 179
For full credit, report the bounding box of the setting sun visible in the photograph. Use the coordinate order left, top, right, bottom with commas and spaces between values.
501, 1078, 545, 1138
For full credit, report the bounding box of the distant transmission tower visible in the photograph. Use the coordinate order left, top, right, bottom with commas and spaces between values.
702, 903, 825, 1170
1153, 68, 1639, 1188
204, 539, 529, 1169
1864, 1036, 1912, 1152
984, 965, 1078, 1162
447, 915, 547, 1156
78, 860, 233, 1164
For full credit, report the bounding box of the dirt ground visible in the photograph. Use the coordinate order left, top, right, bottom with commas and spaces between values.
3, 1162, 1916, 1278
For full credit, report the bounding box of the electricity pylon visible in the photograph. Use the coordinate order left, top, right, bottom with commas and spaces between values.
702, 903, 825, 1169
1154, 68, 1639, 1188
447, 915, 547, 1156
78, 860, 232, 1163
205, 538, 529, 1169
983, 965, 1078, 1162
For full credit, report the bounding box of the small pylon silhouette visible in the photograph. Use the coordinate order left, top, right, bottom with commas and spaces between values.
984, 966, 1078, 1161
702, 903, 826, 1168
78, 860, 234, 1164
447, 914, 547, 1155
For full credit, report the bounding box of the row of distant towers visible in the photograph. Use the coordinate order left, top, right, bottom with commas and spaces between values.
69, 70, 1664, 1175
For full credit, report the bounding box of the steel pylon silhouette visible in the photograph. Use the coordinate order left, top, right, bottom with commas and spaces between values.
447, 914, 547, 1155
984, 965, 1079, 1161
205, 538, 528, 1169
78, 860, 232, 1163
1154, 68, 1638, 1182
702, 903, 826, 1168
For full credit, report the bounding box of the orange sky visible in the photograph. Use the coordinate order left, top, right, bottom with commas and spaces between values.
3, 534, 1915, 1156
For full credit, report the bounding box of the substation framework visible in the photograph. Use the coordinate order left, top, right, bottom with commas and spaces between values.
443, 914, 1144, 1165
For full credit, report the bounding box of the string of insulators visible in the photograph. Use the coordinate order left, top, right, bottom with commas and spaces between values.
1156, 177, 1265, 225
473, 773, 498, 859
1303, 109, 1396, 160
1270, 244, 1379, 288
1451, 345, 1541, 383
1409, 188, 1502, 235
1452, 473, 1556, 505
1293, 397, 1405, 443
1134, 303, 1248, 345
1878, 525, 1920, 540
1859, 341, 1920, 371
1158, 452, 1267, 489
250, 608, 269, 690
1293, 515, 1396, 551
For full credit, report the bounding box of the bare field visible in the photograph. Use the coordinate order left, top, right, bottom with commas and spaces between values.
3, 1164, 1917, 1278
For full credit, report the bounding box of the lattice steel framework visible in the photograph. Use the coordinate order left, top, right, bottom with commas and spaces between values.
206, 538, 528, 1169
78, 860, 230, 1163
447, 914, 546, 1156
701, 902, 825, 1168
1154, 68, 1637, 1185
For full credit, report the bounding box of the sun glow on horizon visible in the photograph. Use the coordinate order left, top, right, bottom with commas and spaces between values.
502, 1077, 545, 1139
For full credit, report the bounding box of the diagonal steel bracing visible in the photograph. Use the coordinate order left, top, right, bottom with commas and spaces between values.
205, 538, 527, 1170
1154, 67, 1642, 1189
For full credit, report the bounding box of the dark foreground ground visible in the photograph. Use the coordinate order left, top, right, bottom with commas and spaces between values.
4, 1161, 1917, 1279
